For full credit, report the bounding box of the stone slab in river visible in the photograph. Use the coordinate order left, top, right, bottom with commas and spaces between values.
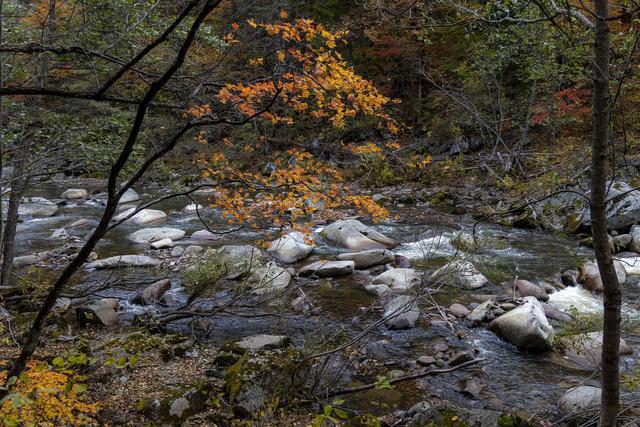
488, 296, 553, 351
190, 230, 222, 241
119, 188, 140, 204
298, 260, 354, 277
131, 209, 167, 225
235, 334, 291, 351
19, 197, 58, 217
372, 268, 421, 292
320, 219, 398, 251
429, 259, 488, 289
61, 188, 88, 199
128, 227, 186, 244
85, 255, 160, 269
336, 249, 394, 269
267, 231, 313, 263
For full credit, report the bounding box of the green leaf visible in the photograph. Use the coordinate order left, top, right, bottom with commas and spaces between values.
52, 356, 65, 367
334, 408, 348, 419
332, 398, 345, 405
323, 404, 332, 416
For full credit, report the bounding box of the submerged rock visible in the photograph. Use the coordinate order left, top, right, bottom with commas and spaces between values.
131, 209, 167, 224
488, 296, 553, 351
130, 278, 171, 305
85, 255, 160, 269
298, 260, 354, 277
336, 249, 394, 269
128, 227, 186, 244
383, 295, 419, 329
429, 259, 488, 289
267, 231, 313, 263
372, 268, 421, 292
320, 219, 398, 251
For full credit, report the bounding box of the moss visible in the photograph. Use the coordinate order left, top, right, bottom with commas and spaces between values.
498, 414, 515, 427
225, 353, 249, 401
345, 414, 382, 427
213, 352, 242, 367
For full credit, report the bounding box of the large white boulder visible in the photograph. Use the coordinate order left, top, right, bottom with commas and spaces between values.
320, 219, 398, 251
131, 209, 167, 225
383, 295, 419, 329
488, 296, 553, 351
429, 259, 488, 289
372, 268, 421, 293
85, 255, 160, 269
190, 230, 222, 241
61, 188, 88, 199
267, 232, 313, 264
119, 188, 140, 204
128, 227, 185, 244
19, 197, 57, 217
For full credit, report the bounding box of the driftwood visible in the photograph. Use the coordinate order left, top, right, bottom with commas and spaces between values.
327, 358, 485, 397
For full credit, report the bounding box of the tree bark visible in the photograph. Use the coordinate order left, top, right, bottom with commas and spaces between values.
591, 1, 620, 426
0, 154, 27, 288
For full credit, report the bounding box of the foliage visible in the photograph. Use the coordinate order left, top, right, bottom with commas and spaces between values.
183, 258, 227, 298
312, 398, 348, 426
0, 361, 97, 426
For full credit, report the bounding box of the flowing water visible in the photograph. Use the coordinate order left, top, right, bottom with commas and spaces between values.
14, 183, 640, 418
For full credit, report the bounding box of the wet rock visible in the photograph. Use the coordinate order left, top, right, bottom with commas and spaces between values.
364, 283, 390, 296
211, 245, 266, 279
449, 303, 470, 318
558, 386, 601, 420
394, 254, 411, 268
128, 227, 186, 244
467, 298, 496, 323
515, 279, 549, 301
119, 188, 140, 204
372, 268, 421, 292
182, 203, 204, 214
383, 295, 419, 329
578, 260, 627, 292
558, 331, 633, 370
171, 246, 185, 258
150, 238, 174, 249
54, 297, 71, 314
235, 334, 291, 352
130, 278, 171, 305
131, 209, 167, 225
76, 299, 119, 326
112, 207, 136, 222
267, 231, 314, 263
409, 404, 524, 427
320, 219, 398, 251
429, 259, 488, 289
560, 269, 579, 287
184, 245, 203, 256
336, 249, 394, 269
542, 304, 573, 323
19, 197, 58, 217
13, 254, 41, 267
449, 350, 474, 366
61, 188, 88, 199
416, 356, 436, 366
488, 296, 553, 351
85, 255, 160, 269
190, 230, 222, 241
614, 233, 632, 252
298, 260, 354, 277
67, 218, 91, 229
249, 261, 291, 295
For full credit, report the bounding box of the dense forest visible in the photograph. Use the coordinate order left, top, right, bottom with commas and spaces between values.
1, 0, 640, 425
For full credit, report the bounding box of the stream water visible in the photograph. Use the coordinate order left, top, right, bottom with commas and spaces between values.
16, 182, 640, 419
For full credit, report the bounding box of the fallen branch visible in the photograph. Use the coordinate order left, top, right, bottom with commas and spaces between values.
327, 358, 485, 398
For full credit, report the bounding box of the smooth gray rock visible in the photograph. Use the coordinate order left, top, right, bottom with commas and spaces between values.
130, 278, 171, 305
429, 259, 488, 289
320, 219, 398, 251
515, 279, 549, 301
488, 297, 553, 351
559, 331, 633, 370
131, 209, 167, 224
211, 245, 266, 278
365, 283, 391, 296
119, 188, 140, 204
76, 299, 119, 326
150, 238, 174, 249
372, 268, 421, 292
61, 188, 88, 199
298, 260, 354, 277
267, 231, 313, 263
558, 386, 601, 419
449, 303, 470, 318
85, 255, 160, 269
19, 197, 57, 217
128, 227, 185, 244
190, 230, 222, 241
249, 261, 291, 295
384, 295, 419, 329
336, 249, 394, 269
235, 334, 291, 351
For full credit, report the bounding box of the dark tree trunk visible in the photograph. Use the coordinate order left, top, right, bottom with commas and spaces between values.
1, 154, 28, 288
591, 1, 620, 426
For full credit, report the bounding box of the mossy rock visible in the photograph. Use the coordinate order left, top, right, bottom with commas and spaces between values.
345, 414, 382, 427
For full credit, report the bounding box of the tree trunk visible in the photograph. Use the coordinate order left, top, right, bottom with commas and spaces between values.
1, 153, 27, 288
591, 1, 620, 426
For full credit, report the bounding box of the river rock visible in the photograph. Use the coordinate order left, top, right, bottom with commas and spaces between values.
182, 203, 204, 214
429, 259, 488, 289
171, 246, 185, 257
614, 233, 632, 252
85, 255, 160, 269
488, 297, 553, 351
320, 219, 398, 251
559, 331, 633, 370
150, 238, 174, 249
267, 231, 313, 263
213, 245, 267, 278
579, 181, 640, 230
515, 279, 549, 301
67, 218, 91, 229
235, 334, 291, 351
76, 299, 119, 326
112, 207, 136, 222
467, 298, 496, 323
130, 278, 171, 305
128, 227, 185, 244
19, 197, 58, 217
119, 188, 140, 204
61, 188, 88, 199
336, 249, 394, 269
190, 230, 221, 241
558, 386, 601, 420
372, 268, 421, 292
13, 254, 41, 267
542, 304, 573, 323
298, 260, 354, 277
409, 404, 523, 427
578, 260, 627, 292
48, 228, 70, 240
384, 295, 419, 329
131, 209, 167, 224
449, 303, 470, 318
365, 284, 391, 296
249, 261, 291, 295
184, 245, 203, 256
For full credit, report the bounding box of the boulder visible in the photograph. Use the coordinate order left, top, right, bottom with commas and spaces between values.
364, 284, 391, 296
130, 278, 171, 305
76, 299, 119, 326
578, 181, 640, 229
249, 261, 291, 295
449, 303, 470, 318
212, 245, 266, 278
190, 230, 221, 241
48, 228, 70, 240
488, 297, 553, 351
112, 207, 136, 222
372, 268, 421, 292
150, 238, 174, 249
267, 232, 313, 263
61, 188, 88, 199
558, 331, 633, 370
182, 203, 204, 214
336, 249, 394, 269
184, 245, 203, 256
383, 295, 419, 329
85, 255, 160, 269
19, 197, 57, 217
515, 279, 549, 301
119, 188, 140, 204
558, 386, 601, 420
614, 233, 632, 252
131, 209, 167, 225
235, 334, 291, 352
298, 260, 354, 277
320, 219, 398, 251
128, 227, 185, 244
578, 260, 627, 292
171, 246, 185, 257
619, 256, 640, 275
13, 254, 40, 267
542, 304, 573, 323
467, 298, 496, 323
631, 225, 640, 252
429, 259, 488, 289
67, 218, 91, 229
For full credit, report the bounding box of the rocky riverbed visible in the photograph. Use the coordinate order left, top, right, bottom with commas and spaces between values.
4, 180, 640, 425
